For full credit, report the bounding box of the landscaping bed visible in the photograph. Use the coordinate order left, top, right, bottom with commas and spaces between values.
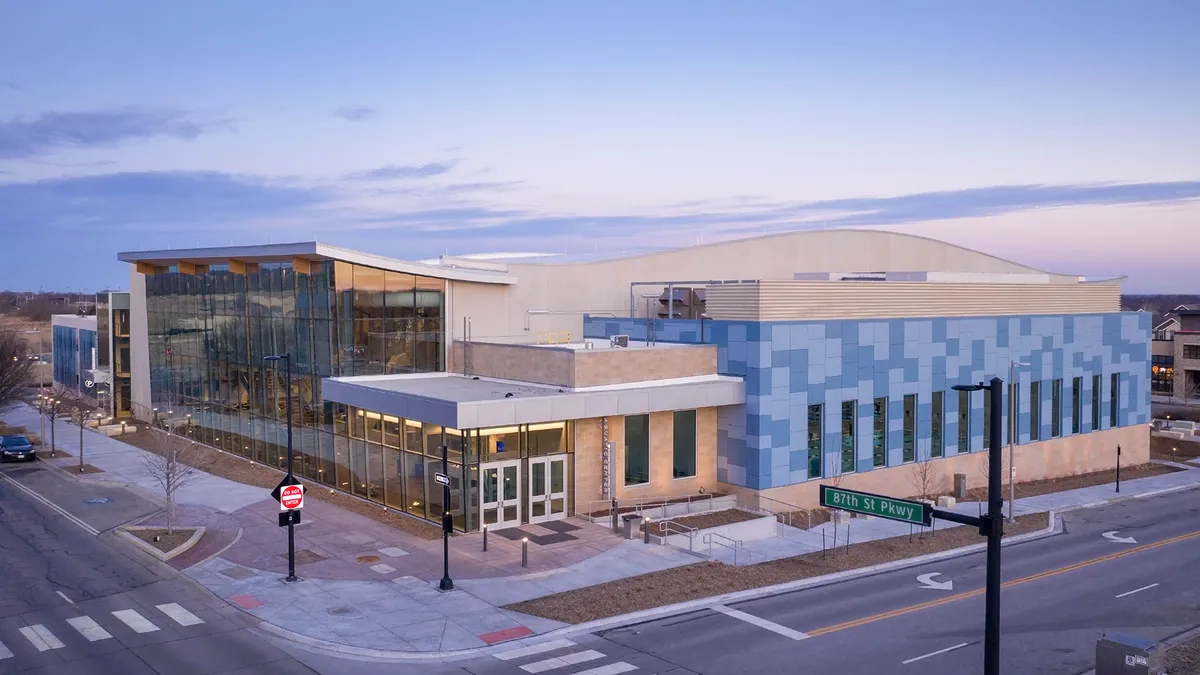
964, 462, 1180, 502
586, 492, 728, 517
1151, 435, 1200, 462
127, 527, 195, 554
644, 508, 761, 536
116, 427, 442, 540
506, 512, 1049, 624
1165, 629, 1200, 673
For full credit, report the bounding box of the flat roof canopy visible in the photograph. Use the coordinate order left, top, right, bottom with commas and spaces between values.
321, 372, 745, 429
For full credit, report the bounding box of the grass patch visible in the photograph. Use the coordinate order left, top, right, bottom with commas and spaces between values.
506, 513, 1048, 624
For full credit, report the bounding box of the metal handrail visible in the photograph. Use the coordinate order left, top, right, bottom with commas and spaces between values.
753, 494, 813, 530
703, 531, 744, 563
657, 520, 699, 551
632, 492, 715, 518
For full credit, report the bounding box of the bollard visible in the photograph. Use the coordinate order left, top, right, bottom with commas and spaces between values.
611, 499, 619, 534
643, 518, 652, 544
521, 537, 529, 567
483, 524, 488, 552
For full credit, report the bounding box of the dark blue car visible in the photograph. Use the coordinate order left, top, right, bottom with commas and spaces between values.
0, 435, 36, 462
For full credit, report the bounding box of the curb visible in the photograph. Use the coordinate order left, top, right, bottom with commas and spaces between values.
255, 511, 1063, 661
117, 525, 207, 562
1054, 480, 1200, 513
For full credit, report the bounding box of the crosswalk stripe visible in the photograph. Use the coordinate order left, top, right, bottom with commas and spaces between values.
494, 638, 577, 661
573, 663, 638, 675
156, 603, 204, 626
0, 639, 12, 660
67, 616, 113, 642
19, 625, 65, 652
112, 609, 159, 634
521, 649, 606, 673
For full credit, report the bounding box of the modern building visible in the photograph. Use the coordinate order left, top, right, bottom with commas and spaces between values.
93, 292, 134, 418
51, 314, 98, 397
1169, 310, 1200, 400
117, 230, 1151, 531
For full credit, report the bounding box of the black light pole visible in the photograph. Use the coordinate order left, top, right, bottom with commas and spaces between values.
1115, 445, 1122, 493
264, 353, 298, 583
952, 377, 1004, 675
439, 444, 454, 591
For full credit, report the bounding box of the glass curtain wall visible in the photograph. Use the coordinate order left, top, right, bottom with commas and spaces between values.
145, 260, 445, 516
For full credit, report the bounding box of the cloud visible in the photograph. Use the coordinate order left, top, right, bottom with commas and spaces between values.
346, 161, 460, 181
0, 108, 233, 160
334, 105, 377, 122
0, 171, 331, 232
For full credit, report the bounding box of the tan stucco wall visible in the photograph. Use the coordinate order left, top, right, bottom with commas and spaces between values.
705, 280, 1121, 321
445, 229, 1085, 347
722, 424, 1150, 510
448, 341, 716, 389
573, 409, 719, 514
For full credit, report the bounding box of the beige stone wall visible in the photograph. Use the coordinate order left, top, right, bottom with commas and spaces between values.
572, 408, 719, 515
448, 341, 716, 389
722, 424, 1150, 510
573, 346, 716, 387
1173, 334, 1200, 399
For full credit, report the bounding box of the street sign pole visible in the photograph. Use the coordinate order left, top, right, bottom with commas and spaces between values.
984, 376, 1003, 675
439, 444, 454, 591
265, 353, 298, 583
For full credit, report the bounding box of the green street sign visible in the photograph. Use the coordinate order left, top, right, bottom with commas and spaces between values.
819, 485, 932, 526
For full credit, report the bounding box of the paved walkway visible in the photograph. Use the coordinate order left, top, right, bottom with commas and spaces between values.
6, 403, 1199, 657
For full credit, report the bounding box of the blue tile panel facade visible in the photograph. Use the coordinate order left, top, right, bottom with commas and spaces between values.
53, 324, 97, 397
585, 313, 1151, 490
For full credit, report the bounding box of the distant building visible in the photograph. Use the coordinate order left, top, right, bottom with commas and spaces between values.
51, 314, 98, 398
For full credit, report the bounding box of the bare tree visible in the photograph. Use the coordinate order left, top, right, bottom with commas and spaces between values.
37, 385, 72, 452
909, 453, 938, 502
0, 332, 34, 414
68, 396, 100, 473
1184, 379, 1200, 408
140, 423, 208, 533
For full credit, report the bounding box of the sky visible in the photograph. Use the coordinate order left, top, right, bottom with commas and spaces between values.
1, 1, 1198, 293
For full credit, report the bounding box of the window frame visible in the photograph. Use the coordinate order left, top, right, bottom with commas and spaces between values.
671, 410, 697, 479
1051, 379, 1063, 438
902, 394, 916, 463
930, 391, 944, 457
623, 414, 650, 486
872, 397, 887, 467
840, 401, 856, 474
1030, 381, 1041, 441
807, 403, 823, 478
958, 390, 971, 452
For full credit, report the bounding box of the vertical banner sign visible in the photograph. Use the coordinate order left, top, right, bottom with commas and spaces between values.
601, 418, 612, 498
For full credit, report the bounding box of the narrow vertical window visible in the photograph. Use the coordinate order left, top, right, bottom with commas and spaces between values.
931, 391, 944, 457
1030, 381, 1041, 441
1110, 373, 1120, 428
1051, 379, 1062, 438
983, 388, 992, 448
1071, 376, 1082, 435
872, 397, 887, 467
903, 394, 916, 463
1091, 374, 1100, 432
958, 390, 971, 452
624, 414, 649, 485
840, 401, 856, 473
807, 404, 823, 478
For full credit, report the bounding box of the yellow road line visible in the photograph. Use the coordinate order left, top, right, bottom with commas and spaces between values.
806, 529, 1200, 637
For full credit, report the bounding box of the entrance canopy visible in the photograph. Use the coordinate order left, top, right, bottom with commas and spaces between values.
322, 372, 745, 428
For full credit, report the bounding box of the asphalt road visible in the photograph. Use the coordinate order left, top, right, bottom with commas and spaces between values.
446, 487, 1200, 675
0, 462, 322, 675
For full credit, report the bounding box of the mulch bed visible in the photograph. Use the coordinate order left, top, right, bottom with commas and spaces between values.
644, 508, 762, 536
964, 462, 1180, 502
1151, 435, 1200, 462
57, 463, 105, 475
116, 428, 442, 541
1166, 630, 1200, 673
127, 527, 196, 554
506, 513, 1048, 624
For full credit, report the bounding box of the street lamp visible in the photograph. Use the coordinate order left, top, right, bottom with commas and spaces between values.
953, 377, 1004, 675
1007, 361, 1030, 523
263, 353, 298, 582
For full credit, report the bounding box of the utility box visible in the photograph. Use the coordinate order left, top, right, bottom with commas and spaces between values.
622, 514, 644, 540
1095, 632, 1163, 675
953, 473, 968, 499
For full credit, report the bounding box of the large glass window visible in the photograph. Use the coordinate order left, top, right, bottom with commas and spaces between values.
624, 414, 650, 485
807, 404, 822, 477
1030, 381, 1041, 441
1091, 375, 1100, 432
840, 401, 856, 473
872, 397, 887, 467
1051, 379, 1063, 438
958, 390, 971, 452
528, 422, 568, 457
902, 394, 916, 463
478, 426, 519, 461
931, 391, 943, 457
1110, 373, 1120, 427
672, 410, 696, 478
1071, 377, 1082, 435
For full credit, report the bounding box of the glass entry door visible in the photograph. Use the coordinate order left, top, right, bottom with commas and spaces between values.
480, 459, 521, 529
528, 455, 568, 524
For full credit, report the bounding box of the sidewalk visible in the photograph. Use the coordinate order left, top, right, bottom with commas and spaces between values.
5, 403, 1200, 659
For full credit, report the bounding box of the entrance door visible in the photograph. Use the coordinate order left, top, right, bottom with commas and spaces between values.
480, 460, 520, 529
528, 455, 568, 524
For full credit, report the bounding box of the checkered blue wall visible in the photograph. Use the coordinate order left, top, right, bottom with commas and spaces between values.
585, 313, 1151, 490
